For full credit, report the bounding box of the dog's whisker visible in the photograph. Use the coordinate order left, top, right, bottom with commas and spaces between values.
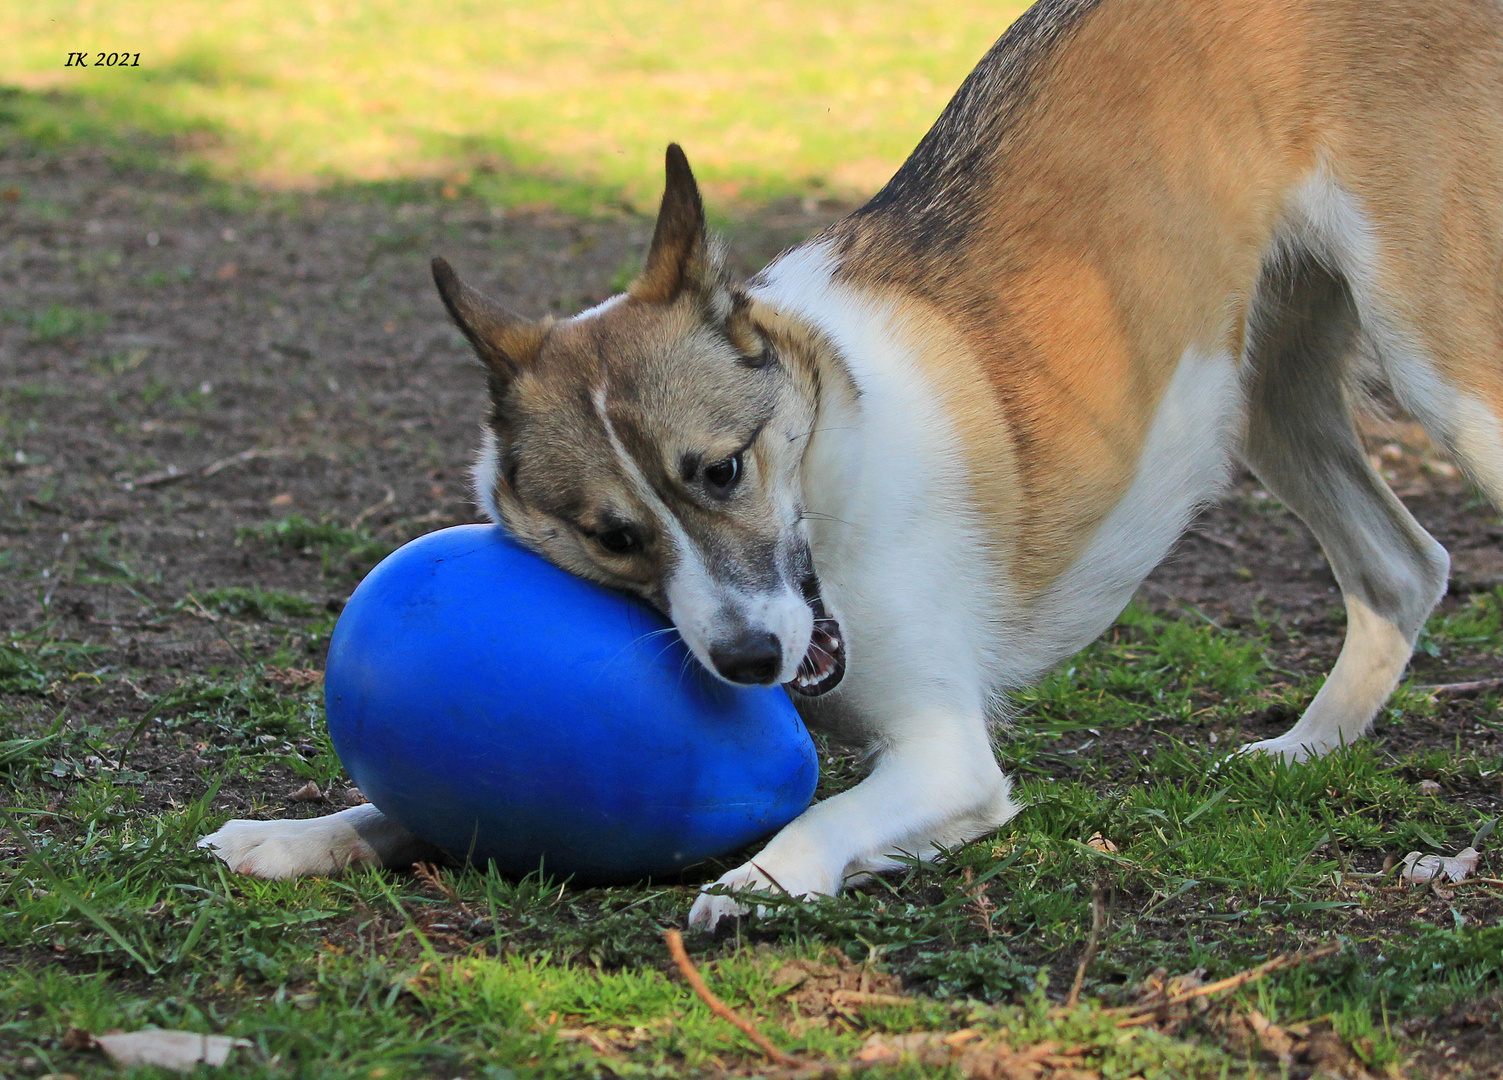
798, 510, 855, 527
787, 424, 857, 444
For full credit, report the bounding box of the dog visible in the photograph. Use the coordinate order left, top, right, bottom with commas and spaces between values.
202, 0, 1503, 930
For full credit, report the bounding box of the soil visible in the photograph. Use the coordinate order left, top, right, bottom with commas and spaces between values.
4, 139, 1503, 1074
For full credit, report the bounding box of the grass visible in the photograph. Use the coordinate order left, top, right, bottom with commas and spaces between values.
0, 1, 1028, 214
4, 586, 1503, 1076
3, 304, 108, 342
236, 515, 397, 581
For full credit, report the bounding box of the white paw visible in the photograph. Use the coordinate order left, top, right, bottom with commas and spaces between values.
688, 862, 775, 929
1235, 735, 1331, 764
197, 816, 376, 879
687, 855, 844, 930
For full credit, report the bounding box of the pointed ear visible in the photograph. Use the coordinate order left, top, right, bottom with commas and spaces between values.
630, 144, 709, 304
431, 257, 546, 383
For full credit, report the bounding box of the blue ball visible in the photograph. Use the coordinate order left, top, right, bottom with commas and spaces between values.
323, 524, 817, 883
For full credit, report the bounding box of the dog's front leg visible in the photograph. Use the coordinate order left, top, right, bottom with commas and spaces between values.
198, 805, 444, 879
688, 705, 1017, 929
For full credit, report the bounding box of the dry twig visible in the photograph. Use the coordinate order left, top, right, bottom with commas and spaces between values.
663, 929, 799, 1067
352, 486, 396, 529
1108, 942, 1341, 1022
1420, 677, 1503, 698
1065, 884, 1108, 1010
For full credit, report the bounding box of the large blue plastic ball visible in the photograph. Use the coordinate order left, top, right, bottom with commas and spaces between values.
323, 524, 817, 883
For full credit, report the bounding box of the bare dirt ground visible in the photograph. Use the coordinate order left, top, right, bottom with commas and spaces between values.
4, 137, 1503, 1074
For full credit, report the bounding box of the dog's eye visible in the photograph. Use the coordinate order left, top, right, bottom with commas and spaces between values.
595, 527, 641, 555
704, 453, 742, 495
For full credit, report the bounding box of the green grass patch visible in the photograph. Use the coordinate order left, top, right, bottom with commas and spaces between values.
3, 303, 107, 342
4, 593, 1503, 1075
236, 514, 395, 580
0, 630, 107, 696
0, 1, 1030, 213
186, 586, 320, 622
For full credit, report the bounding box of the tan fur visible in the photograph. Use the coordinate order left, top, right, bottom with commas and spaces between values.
819, 0, 1503, 597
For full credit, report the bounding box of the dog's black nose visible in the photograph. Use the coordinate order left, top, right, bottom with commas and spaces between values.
710, 632, 782, 685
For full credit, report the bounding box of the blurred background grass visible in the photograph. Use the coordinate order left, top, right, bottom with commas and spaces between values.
2, 0, 1028, 215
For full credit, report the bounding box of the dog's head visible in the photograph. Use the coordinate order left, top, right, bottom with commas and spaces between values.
432, 145, 844, 696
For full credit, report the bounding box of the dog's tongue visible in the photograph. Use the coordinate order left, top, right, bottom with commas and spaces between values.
787, 583, 845, 698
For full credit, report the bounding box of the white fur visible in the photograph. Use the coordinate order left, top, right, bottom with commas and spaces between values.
690, 244, 1020, 927
571, 293, 628, 322
471, 426, 502, 524
197, 805, 432, 878
1012, 349, 1244, 681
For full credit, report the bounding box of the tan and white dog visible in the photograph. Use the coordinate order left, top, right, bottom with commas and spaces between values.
203, 0, 1503, 929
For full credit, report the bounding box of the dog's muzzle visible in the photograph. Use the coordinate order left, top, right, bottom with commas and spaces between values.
787, 571, 845, 697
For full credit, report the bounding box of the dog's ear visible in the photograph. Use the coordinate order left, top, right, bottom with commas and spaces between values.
630, 144, 711, 304
431, 257, 546, 386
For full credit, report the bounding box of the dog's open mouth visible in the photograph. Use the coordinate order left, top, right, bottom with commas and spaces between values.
788, 572, 845, 697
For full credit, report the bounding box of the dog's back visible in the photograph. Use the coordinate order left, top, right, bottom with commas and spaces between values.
810, 0, 1503, 599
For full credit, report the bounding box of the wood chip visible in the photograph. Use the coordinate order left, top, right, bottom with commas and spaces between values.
285, 781, 325, 803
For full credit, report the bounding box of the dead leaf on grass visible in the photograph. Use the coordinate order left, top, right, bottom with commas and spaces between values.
1219, 1012, 1380, 1080
262, 667, 322, 692
1119, 966, 1209, 1034
1400, 846, 1479, 885
1086, 832, 1117, 853
764, 953, 904, 1022
855, 1031, 1099, 1079
1244, 1009, 1295, 1065
61, 1027, 95, 1051
89, 1029, 252, 1070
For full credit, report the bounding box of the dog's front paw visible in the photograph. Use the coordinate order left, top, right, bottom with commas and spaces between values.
1235, 734, 1330, 764
688, 863, 771, 929
687, 857, 841, 930
197, 816, 376, 879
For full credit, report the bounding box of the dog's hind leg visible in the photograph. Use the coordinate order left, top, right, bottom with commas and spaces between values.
1238, 250, 1449, 763
198, 805, 444, 879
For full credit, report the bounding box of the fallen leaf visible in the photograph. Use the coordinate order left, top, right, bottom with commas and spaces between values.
93, 1030, 252, 1070
1245, 1009, 1295, 1065
285, 781, 325, 803
1400, 847, 1479, 885
1086, 832, 1117, 853
855, 1031, 1097, 1078
61, 1027, 96, 1051
262, 667, 323, 692
1120, 966, 1208, 1034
